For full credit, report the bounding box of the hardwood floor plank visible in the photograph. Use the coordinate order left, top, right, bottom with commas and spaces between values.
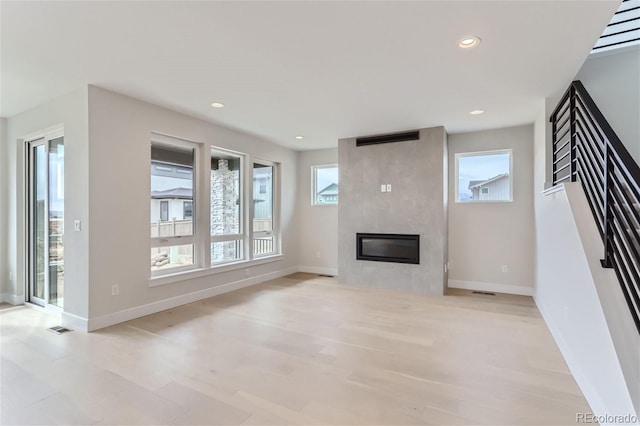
0, 275, 592, 425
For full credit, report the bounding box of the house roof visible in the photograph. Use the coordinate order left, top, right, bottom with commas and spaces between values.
1, 2, 618, 150
151, 188, 192, 199
468, 173, 509, 189
318, 183, 339, 196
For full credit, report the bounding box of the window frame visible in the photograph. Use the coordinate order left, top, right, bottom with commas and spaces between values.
311, 164, 339, 206
149, 136, 283, 285
252, 159, 279, 258
183, 201, 193, 219
210, 147, 245, 266
150, 134, 201, 277
454, 149, 513, 203
160, 200, 169, 221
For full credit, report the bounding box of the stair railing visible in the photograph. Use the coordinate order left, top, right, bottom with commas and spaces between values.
550, 80, 640, 333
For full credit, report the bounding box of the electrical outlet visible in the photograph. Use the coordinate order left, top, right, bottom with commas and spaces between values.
386, 184, 392, 192
111, 284, 119, 296
501, 265, 508, 273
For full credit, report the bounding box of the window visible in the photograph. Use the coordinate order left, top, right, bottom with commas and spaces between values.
183, 201, 193, 219
253, 162, 276, 256
150, 136, 281, 278
211, 149, 243, 265
160, 201, 169, 221
150, 136, 197, 274
312, 164, 339, 205
455, 150, 512, 202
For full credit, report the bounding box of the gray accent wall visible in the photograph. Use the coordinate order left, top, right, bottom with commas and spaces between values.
338, 127, 448, 295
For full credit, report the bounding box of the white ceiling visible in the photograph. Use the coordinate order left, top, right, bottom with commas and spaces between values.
1, 1, 619, 150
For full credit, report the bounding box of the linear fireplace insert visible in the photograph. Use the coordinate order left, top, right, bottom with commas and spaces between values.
356, 233, 420, 264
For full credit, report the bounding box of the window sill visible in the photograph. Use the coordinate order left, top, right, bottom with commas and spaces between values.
149, 254, 283, 287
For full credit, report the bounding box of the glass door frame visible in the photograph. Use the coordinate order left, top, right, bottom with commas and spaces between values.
25, 128, 64, 310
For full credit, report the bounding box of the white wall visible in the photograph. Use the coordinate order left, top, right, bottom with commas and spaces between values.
86, 86, 299, 327
534, 184, 639, 420
5, 88, 90, 313
534, 99, 639, 420
296, 148, 338, 276
575, 46, 640, 163
2, 85, 299, 330
448, 125, 535, 295
0, 117, 7, 301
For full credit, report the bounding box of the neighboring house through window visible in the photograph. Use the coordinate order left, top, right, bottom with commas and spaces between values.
312, 164, 339, 205
150, 136, 197, 274
253, 162, 276, 256
455, 150, 512, 202
150, 134, 281, 278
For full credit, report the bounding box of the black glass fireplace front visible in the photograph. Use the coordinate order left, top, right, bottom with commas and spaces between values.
356, 233, 420, 264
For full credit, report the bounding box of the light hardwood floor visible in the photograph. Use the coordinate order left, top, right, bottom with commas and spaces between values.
1, 273, 591, 425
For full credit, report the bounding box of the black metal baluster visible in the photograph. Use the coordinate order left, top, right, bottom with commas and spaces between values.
570, 86, 577, 182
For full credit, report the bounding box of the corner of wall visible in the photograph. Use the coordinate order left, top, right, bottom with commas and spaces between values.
0, 117, 8, 301
4, 87, 91, 313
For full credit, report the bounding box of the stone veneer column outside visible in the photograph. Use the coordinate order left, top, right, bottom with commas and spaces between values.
211, 159, 240, 262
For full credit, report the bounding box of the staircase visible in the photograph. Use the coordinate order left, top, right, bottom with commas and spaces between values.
550, 80, 640, 333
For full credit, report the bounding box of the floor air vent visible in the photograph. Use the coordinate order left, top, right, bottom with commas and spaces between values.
47, 326, 72, 335
356, 130, 419, 147
472, 291, 496, 296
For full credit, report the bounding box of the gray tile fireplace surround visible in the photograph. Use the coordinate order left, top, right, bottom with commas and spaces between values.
338, 126, 448, 295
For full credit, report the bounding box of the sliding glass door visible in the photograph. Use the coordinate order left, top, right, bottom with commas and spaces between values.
27, 133, 64, 308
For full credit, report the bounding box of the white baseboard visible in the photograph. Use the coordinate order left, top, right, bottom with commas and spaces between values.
86, 266, 298, 331
0, 293, 25, 305
61, 311, 89, 332
297, 266, 338, 276
448, 279, 534, 296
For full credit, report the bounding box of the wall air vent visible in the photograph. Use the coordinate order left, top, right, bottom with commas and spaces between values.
356, 130, 420, 147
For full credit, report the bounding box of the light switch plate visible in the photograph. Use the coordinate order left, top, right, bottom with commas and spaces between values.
381, 184, 386, 192
74, 220, 81, 232
386, 184, 392, 192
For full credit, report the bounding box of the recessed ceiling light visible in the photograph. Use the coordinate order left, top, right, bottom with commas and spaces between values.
470, 109, 485, 115
459, 36, 481, 49
295, 136, 304, 140
211, 102, 225, 108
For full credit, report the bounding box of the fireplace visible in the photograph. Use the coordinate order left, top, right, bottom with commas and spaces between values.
356, 233, 420, 264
